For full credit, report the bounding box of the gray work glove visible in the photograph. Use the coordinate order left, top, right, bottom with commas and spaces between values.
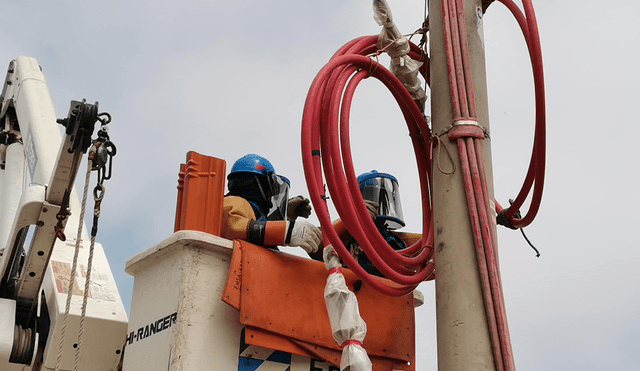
287, 195, 312, 220
364, 200, 379, 220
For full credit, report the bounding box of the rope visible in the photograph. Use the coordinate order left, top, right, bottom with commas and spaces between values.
54, 145, 95, 371
431, 134, 456, 175
76, 184, 101, 370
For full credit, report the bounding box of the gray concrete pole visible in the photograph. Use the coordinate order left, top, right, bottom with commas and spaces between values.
429, 0, 498, 369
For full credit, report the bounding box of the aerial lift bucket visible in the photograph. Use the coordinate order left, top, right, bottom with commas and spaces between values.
122, 152, 416, 370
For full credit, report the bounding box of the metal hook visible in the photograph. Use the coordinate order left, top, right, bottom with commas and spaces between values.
93, 184, 105, 201
97, 112, 112, 126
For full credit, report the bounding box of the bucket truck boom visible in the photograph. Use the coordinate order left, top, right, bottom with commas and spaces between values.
0, 56, 127, 371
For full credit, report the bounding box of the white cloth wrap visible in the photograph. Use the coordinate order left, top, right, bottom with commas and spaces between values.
373, 0, 427, 109
323, 246, 372, 371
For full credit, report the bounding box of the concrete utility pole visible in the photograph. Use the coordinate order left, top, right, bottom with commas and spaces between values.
429, 0, 498, 369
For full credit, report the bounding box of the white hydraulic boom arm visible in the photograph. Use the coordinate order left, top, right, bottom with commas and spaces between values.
0, 57, 127, 371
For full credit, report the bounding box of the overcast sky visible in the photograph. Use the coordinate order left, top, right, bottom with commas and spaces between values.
2, 1, 639, 370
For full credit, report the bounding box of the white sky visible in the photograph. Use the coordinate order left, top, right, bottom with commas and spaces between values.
2, 1, 639, 370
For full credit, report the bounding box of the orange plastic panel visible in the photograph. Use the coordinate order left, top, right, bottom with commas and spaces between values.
222, 241, 242, 310
174, 163, 186, 232
237, 240, 415, 363
174, 151, 226, 235
245, 326, 317, 359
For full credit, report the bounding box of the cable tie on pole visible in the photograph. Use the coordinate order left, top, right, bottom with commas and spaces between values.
496, 209, 518, 230
453, 119, 486, 130
435, 119, 489, 140
328, 267, 343, 275
496, 198, 521, 230
450, 120, 488, 139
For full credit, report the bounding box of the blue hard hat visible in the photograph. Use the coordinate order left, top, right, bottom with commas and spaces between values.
357, 170, 399, 185
228, 154, 292, 221
228, 154, 275, 179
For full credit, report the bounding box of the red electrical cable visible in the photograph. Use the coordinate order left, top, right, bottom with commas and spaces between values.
300, 8, 544, 371
322, 55, 432, 282
441, 1, 510, 368
494, 0, 546, 228
439, 0, 545, 369
301, 36, 435, 296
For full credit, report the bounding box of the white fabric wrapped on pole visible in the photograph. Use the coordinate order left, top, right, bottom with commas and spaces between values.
323, 246, 372, 371
373, 0, 427, 110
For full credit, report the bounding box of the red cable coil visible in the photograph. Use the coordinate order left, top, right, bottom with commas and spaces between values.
302, 36, 435, 296
300, 7, 545, 370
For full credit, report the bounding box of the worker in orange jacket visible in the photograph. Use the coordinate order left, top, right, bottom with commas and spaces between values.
221, 154, 321, 255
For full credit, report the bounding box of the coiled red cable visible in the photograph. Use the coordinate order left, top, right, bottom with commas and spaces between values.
302, 36, 435, 296
301, 4, 544, 368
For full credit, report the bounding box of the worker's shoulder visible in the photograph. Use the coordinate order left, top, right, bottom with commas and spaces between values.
224, 195, 251, 209
223, 195, 255, 217
224, 195, 248, 204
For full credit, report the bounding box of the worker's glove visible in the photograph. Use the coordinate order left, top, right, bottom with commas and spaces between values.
287, 195, 312, 220
364, 200, 379, 220
285, 220, 322, 254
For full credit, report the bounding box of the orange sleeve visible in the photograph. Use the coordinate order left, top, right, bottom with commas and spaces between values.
308, 218, 350, 262
221, 196, 256, 240
332, 218, 351, 245
264, 221, 287, 246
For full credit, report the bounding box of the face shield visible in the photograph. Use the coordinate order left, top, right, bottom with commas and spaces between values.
267, 175, 290, 221
359, 173, 405, 230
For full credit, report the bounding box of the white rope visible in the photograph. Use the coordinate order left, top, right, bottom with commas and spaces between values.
54, 146, 95, 371
76, 186, 101, 370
